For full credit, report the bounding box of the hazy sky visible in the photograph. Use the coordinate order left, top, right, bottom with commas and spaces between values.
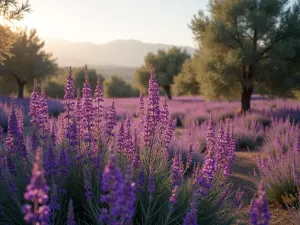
18, 0, 209, 48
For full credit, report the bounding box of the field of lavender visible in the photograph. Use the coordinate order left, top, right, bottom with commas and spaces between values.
1, 66, 300, 225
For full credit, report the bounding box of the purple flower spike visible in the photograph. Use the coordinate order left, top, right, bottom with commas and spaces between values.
5, 98, 26, 156
81, 65, 94, 143
23, 147, 50, 225
48, 184, 60, 219
117, 119, 125, 153
29, 78, 40, 127
99, 153, 124, 224
0, 126, 3, 142
121, 165, 136, 221
171, 152, 183, 187
186, 145, 194, 169
38, 85, 49, 138
64, 66, 75, 129
137, 168, 146, 192
170, 185, 179, 205
250, 181, 271, 225
45, 144, 58, 176
183, 191, 198, 225
94, 74, 104, 133
67, 200, 76, 225
83, 168, 93, 201
105, 101, 116, 138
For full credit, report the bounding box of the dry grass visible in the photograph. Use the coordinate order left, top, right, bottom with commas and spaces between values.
231, 151, 290, 224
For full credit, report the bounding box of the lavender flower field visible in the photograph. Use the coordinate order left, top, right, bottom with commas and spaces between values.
1, 65, 300, 225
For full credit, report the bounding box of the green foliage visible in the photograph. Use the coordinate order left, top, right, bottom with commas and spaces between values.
135, 47, 190, 99
45, 81, 65, 99
172, 56, 200, 96
74, 67, 104, 91
190, 0, 300, 110
0, 0, 31, 63
103, 74, 139, 98
0, 28, 57, 98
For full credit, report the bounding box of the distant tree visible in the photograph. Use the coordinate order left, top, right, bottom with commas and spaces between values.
46, 81, 65, 99
104, 74, 139, 98
0, 0, 31, 63
135, 47, 190, 100
74, 67, 104, 91
0, 28, 57, 98
172, 56, 200, 96
190, 0, 300, 112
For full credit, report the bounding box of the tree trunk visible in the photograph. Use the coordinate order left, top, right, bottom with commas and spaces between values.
162, 85, 172, 100
17, 81, 25, 98
241, 85, 253, 113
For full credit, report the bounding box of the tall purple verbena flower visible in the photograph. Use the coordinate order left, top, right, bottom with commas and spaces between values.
67, 200, 76, 225
105, 101, 116, 138
94, 74, 104, 135
163, 118, 174, 154
99, 153, 124, 224
199, 145, 216, 196
66, 117, 79, 147
59, 147, 70, 176
117, 119, 125, 153
121, 165, 136, 221
17, 109, 24, 133
183, 191, 198, 225
5, 98, 26, 156
81, 65, 94, 143
29, 79, 40, 127
31, 129, 39, 152
22, 147, 50, 225
48, 184, 60, 220
0, 126, 3, 142
124, 118, 134, 159
83, 168, 93, 201
45, 144, 58, 176
206, 114, 216, 151
75, 88, 82, 141
170, 185, 179, 205
137, 168, 145, 192
250, 181, 271, 225
132, 129, 141, 168
38, 86, 49, 138
143, 65, 160, 147
64, 66, 75, 130
171, 152, 183, 187
186, 145, 194, 169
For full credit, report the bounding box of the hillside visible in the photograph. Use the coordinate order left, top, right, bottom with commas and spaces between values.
44, 38, 195, 68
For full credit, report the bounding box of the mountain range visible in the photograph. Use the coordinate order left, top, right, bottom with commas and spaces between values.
43, 38, 195, 68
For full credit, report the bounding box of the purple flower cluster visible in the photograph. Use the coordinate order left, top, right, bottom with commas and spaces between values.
183, 191, 198, 225
81, 65, 94, 143
105, 101, 116, 138
23, 147, 50, 225
171, 152, 183, 187
250, 181, 271, 225
99, 153, 136, 224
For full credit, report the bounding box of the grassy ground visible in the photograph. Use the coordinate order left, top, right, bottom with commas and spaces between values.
231, 151, 290, 224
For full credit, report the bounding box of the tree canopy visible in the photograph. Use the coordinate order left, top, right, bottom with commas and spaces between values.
0, 0, 31, 63
190, 0, 300, 112
104, 74, 139, 98
172, 55, 201, 96
74, 67, 105, 91
135, 47, 190, 99
0, 28, 57, 98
